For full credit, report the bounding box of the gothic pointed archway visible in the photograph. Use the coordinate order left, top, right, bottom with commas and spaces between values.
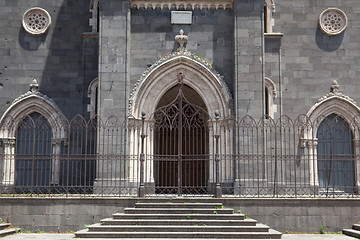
153, 75, 210, 194
129, 51, 232, 119
128, 50, 232, 195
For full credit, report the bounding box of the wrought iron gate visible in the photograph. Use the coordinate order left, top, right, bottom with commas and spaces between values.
151, 73, 211, 195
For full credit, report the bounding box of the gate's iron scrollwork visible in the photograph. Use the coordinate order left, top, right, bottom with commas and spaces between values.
151, 73, 211, 195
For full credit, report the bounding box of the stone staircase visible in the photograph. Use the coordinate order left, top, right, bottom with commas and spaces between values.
0, 223, 19, 238
75, 200, 282, 239
343, 223, 360, 238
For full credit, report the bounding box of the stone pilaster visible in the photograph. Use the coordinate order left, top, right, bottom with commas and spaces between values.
234, 0, 264, 120
95, 0, 132, 193
98, 0, 131, 122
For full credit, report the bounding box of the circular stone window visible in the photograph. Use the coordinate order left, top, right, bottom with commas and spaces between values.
319, 8, 347, 36
22, 7, 52, 35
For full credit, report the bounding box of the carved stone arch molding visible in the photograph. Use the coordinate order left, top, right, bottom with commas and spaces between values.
0, 80, 67, 139
304, 80, 360, 190
128, 51, 233, 186
129, 50, 232, 119
306, 80, 360, 132
0, 79, 67, 186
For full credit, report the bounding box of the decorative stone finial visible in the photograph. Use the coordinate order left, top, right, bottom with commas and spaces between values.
316, 79, 356, 105
175, 29, 188, 50
331, 80, 340, 93
30, 79, 39, 93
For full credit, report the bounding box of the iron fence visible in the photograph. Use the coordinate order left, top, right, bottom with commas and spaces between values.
0, 112, 359, 198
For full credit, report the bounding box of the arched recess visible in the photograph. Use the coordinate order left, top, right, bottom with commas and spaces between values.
0, 80, 67, 187
303, 81, 360, 192
264, 77, 277, 119
128, 51, 233, 190
129, 51, 232, 119
87, 77, 99, 118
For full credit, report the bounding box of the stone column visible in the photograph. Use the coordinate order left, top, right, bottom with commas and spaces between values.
2, 139, 16, 187
353, 139, 360, 194
50, 139, 61, 185
94, 0, 132, 194
308, 138, 319, 194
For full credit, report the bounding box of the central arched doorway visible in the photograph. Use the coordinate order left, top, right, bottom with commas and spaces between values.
153, 74, 210, 194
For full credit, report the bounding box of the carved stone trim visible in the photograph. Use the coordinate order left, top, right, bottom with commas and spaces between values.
0, 79, 67, 139
129, 49, 232, 119
22, 7, 51, 35
319, 8, 347, 36
12, 79, 56, 107
316, 80, 356, 105
305, 80, 360, 143
89, 0, 99, 32
130, 0, 233, 10
175, 29, 188, 50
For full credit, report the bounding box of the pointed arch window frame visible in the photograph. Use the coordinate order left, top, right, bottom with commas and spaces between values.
303, 85, 360, 193
0, 82, 67, 187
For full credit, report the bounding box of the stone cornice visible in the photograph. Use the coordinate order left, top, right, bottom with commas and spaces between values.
130, 0, 233, 10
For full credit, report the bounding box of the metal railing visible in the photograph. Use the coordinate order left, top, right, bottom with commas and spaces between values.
0, 113, 359, 198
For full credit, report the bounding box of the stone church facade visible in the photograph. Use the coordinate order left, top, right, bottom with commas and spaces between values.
0, 0, 359, 196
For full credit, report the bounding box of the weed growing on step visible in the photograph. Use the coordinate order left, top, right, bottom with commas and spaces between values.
35, 229, 45, 233
320, 225, 325, 234
244, 213, 248, 219
186, 215, 191, 220
237, 210, 241, 214
213, 211, 218, 214
0, 218, 3, 223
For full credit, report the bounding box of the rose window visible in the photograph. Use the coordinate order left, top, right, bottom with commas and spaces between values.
22, 7, 51, 35
319, 8, 347, 36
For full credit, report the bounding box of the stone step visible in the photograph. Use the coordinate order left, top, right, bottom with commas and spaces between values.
75, 201, 282, 239
0, 223, 10, 231
101, 218, 257, 226
135, 202, 224, 209
353, 223, 360, 231
134, 198, 224, 204
0, 228, 18, 238
113, 213, 245, 220
87, 223, 270, 232
75, 229, 282, 239
343, 228, 360, 238
124, 207, 234, 214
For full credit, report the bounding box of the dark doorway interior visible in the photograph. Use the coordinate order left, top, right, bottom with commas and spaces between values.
153, 84, 210, 194
317, 114, 355, 194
